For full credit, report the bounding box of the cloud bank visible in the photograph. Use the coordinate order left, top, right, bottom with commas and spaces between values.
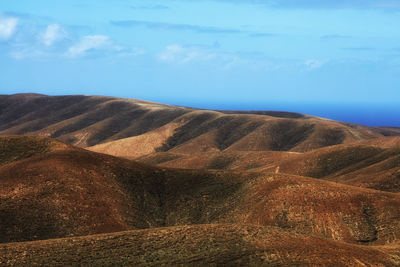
111, 20, 243, 34
66, 35, 143, 58
159, 44, 217, 64
202, 0, 400, 9
0, 16, 18, 41
40, 24, 67, 46
130, 4, 169, 10
66, 35, 111, 57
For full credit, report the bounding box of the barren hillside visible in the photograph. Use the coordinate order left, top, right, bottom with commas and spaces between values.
1, 94, 399, 157
1, 95, 400, 265
136, 137, 400, 193
1, 136, 400, 246
2, 224, 399, 266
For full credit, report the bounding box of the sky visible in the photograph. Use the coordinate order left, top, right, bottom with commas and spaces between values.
0, 0, 399, 126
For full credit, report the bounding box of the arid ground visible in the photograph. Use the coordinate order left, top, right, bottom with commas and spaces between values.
0, 94, 399, 266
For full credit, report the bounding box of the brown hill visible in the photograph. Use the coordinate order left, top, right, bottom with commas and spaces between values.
1, 99, 400, 267
263, 144, 400, 193
137, 136, 400, 167
0, 149, 152, 243
1, 94, 399, 157
1, 136, 400, 246
136, 138, 400, 193
356, 136, 400, 148
0, 135, 73, 165
137, 150, 297, 171
1, 224, 399, 266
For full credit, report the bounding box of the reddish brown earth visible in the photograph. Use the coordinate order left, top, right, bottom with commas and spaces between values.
247, 142, 400, 193
137, 150, 298, 171
1, 94, 400, 265
0, 136, 400, 265
3, 138, 399, 245
356, 136, 400, 148
1, 224, 399, 266
1, 94, 399, 154
136, 138, 400, 193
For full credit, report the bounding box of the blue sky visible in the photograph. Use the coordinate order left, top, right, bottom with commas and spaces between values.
0, 0, 399, 126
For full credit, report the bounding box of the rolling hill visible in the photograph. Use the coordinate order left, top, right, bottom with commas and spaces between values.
1, 94, 399, 156
1, 136, 400, 246
135, 137, 400, 193
2, 224, 399, 266
1, 94, 400, 265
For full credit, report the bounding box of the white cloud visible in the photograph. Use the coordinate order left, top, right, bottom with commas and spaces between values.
113, 45, 144, 57
158, 44, 281, 71
0, 16, 18, 41
9, 47, 46, 60
159, 44, 329, 73
66, 35, 143, 58
66, 35, 111, 57
158, 44, 268, 70
40, 24, 67, 46
158, 44, 326, 73
159, 44, 216, 64
304, 59, 326, 70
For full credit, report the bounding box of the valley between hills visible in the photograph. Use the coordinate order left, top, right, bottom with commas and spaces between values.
0, 93, 400, 266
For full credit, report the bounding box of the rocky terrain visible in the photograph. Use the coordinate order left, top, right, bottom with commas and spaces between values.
1, 94, 399, 153
0, 94, 399, 266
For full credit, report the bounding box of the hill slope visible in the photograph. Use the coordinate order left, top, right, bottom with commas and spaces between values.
1, 224, 399, 266
1, 136, 400, 246
263, 143, 400, 193
1, 94, 399, 156
1, 94, 400, 266
0, 135, 73, 165
137, 150, 297, 171
136, 137, 400, 193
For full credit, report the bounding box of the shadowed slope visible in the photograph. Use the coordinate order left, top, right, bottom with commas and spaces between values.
1, 224, 399, 266
1, 137, 400, 246
1, 94, 398, 155
137, 151, 297, 171
239, 173, 400, 244
0, 135, 73, 165
268, 144, 400, 193
139, 138, 400, 193
0, 94, 189, 147
0, 149, 164, 243
356, 136, 400, 148
332, 152, 400, 192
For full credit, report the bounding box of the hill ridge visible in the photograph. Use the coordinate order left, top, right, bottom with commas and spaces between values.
1, 136, 400, 246
1, 94, 399, 154
1, 224, 399, 266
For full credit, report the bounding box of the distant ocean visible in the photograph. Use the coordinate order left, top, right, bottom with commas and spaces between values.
178, 101, 400, 127
287, 102, 400, 127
